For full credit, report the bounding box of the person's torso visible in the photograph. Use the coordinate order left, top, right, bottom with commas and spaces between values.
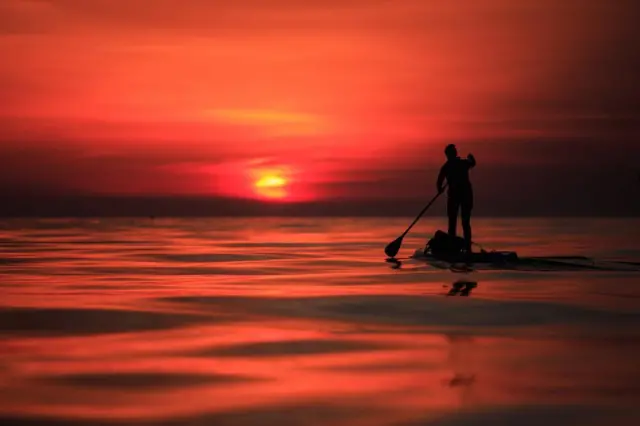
445, 158, 471, 193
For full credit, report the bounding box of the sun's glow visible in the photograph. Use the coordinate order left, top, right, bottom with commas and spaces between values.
254, 172, 288, 199
255, 175, 286, 188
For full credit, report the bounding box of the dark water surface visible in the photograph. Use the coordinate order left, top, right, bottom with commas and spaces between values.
1, 217, 639, 425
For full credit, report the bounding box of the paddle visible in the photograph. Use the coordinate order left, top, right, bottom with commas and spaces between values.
384, 187, 446, 258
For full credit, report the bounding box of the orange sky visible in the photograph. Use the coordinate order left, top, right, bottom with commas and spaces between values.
0, 0, 638, 207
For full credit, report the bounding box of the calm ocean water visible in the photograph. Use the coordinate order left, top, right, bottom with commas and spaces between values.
1, 217, 639, 425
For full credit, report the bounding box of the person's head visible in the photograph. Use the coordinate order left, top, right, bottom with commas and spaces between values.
444, 144, 457, 160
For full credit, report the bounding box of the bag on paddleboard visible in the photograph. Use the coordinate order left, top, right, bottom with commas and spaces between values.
424, 230, 466, 257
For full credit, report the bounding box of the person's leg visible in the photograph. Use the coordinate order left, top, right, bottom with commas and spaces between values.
447, 197, 458, 237
447, 196, 460, 237
461, 190, 473, 252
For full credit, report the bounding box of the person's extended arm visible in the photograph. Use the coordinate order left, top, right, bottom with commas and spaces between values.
436, 164, 447, 193
467, 153, 476, 168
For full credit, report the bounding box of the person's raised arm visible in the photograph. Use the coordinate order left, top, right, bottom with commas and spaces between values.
466, 153, 476, 168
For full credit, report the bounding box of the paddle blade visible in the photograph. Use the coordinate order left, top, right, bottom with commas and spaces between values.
384, 236, 404, 258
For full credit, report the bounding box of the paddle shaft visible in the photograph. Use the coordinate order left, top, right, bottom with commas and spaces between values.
400, 186, 446, 239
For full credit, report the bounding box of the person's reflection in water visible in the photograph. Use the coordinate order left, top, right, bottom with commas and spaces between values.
445, 334, 477, 406
447, 280, 477, 296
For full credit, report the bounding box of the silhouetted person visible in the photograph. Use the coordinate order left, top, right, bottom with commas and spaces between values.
437, 144, 476, 252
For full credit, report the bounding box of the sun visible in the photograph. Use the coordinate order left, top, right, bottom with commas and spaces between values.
255, 175, 286, 188
254, 173, 288, 199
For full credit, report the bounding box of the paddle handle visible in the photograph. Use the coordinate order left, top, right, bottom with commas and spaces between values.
401, 186, 446, 238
